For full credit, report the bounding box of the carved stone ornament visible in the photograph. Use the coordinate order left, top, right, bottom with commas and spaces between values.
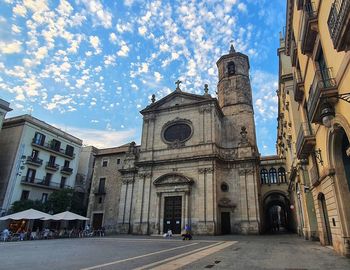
121, 177, 135, 184
198, 168, 214, 174
220, 148, 238, 159
153, 173, 194, 186
144, 114, 156, 122
199, 105, 212, 113
239, 126, 250, 147
138, 172, 152, 178
218, 198, 236, 208
239, 168, 254, 176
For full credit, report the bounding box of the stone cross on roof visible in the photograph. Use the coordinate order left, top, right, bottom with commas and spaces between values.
175, 80, 182, 91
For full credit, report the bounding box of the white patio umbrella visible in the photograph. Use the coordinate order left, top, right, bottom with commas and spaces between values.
0, 208, 54, 220
51, 211, 89, 221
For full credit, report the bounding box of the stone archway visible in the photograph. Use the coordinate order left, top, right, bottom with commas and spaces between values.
328, 120, 350, 248
262, 192, 292, 233
153, 173, 194, 234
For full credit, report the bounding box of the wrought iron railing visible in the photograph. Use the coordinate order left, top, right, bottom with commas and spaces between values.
32, 139, 75, 158
21, 176, 72, 189
61, 167, 73, 174
300, 1, 318, 54
46, 162, 60, 170
307, 67, 337, 120
328, 0, 350, 49
26, 156, 43, 165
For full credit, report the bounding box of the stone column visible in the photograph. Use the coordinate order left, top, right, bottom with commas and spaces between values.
155, 192, 161, 234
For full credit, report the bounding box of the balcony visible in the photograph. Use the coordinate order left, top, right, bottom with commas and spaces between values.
26, 156, 43, 167
309, 164, 320, 186
32, 139, 75, 160
21, 177, 72, 190
293, 70, 305, 102
296, 123, 316, 159
94, 187, 106, 195
297, 0, 304, 10
45, 162, 59, 171
61, 166, 73, 175
307, 68, 338, 123
290, 39, 298, 67
328, 0, 350, 52
300, 2, 318, 55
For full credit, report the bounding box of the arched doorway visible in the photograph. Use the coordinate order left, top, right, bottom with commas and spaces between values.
318, 193, 332, 245
328, 124, 350, 248
263, 192, 292, 233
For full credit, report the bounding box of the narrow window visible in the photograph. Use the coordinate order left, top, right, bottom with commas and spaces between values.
33, 132, 45, 145
260, 169, 269, 184
25, 168, 36, 182
20, 190, 30, 200
60, 177, 67, 188
65, 145, 74, 157
98, 178, 106, 193
227, 61, 235, 75
269, 168, 278, 184
41, 193, 48, 203
102, 160, 108, 167
278, 167, 287, 183
117, 159, 121, 165
44, 173, 52, 185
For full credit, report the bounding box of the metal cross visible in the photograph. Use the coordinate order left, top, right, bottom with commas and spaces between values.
175, 80, 182, 90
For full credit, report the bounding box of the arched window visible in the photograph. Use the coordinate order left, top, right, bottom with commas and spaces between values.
227, 61, 235, 75
260, 169, 269, 184
278, 167, 286, 183
269, 168, 278, 184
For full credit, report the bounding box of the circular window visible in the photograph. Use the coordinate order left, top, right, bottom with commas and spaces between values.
221, 183, 229, 192
163, 123, 192, 142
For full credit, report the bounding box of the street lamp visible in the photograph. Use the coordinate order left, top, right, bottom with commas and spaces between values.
320, 103, 335, 128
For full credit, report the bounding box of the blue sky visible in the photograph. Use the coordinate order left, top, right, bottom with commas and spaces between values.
0, 0, 286, 155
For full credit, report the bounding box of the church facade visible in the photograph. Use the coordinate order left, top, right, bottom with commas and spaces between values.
88, 47, 262, 235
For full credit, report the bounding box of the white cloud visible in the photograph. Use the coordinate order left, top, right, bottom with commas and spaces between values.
154, 72, 162, 82
0, 40, 22, 54
81, 0, 112, 28
109, 33, 117, 44
57, 0, 73, 17
13, 4, 27, 17
89, 36, 102, 54
116, 42, 129, 57
138, 26, 147, 36
116, 22, 133, 33
237, 3, 247, 12
11, 24, 21, 33
124, 0, 134, 7
55, 124, 136, 148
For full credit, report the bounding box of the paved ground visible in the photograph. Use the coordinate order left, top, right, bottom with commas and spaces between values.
0, 234, 349, 270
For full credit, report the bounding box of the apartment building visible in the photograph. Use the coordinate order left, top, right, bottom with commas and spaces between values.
280, 0, 350, 256
0, 99, 12, 131
0, 115, 82, 215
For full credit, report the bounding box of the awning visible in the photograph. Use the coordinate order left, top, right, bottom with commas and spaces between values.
50, 211, 89, 221
0, 208, 54, 220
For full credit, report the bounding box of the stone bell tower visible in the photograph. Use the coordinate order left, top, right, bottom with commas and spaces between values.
216, 45, 257, 148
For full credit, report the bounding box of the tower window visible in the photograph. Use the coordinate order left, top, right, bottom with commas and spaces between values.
227, 61, 235, 75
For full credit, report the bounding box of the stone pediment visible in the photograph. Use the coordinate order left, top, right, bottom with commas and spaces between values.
153, 173, 194, 186
141, 91, 214, 114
